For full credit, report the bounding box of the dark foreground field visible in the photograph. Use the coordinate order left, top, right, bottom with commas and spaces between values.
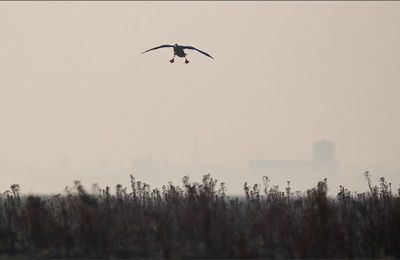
1, 172, 399, 258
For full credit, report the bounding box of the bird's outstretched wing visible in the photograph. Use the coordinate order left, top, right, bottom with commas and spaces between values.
142, 45, 174, 54
183, 46, 214, 59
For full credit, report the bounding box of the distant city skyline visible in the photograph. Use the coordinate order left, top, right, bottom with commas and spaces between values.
1, 139, 398, 195
249, 140, 339, 186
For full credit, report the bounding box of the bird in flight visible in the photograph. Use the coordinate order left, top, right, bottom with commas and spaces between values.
142, 44, 214, 64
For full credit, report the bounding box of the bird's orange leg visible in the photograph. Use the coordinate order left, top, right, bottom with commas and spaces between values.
170, 54, 175, 63
184, 54, 189, 64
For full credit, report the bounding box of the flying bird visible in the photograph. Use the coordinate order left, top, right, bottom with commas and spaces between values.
142, 44, 214, 64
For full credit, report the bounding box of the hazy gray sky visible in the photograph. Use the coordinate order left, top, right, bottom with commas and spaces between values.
1, 2, 399, 193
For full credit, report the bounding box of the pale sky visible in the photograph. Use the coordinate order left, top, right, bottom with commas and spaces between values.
0, 2, 399, 193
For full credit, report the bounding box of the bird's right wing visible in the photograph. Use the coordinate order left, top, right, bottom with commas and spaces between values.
141, 45, 174, 54
183, 46, 214, 59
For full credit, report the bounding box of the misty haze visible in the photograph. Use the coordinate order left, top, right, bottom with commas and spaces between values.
1, 1, 399, 195
1, 1, 400, 258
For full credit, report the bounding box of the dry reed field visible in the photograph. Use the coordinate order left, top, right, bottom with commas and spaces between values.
1, 172, 399, 258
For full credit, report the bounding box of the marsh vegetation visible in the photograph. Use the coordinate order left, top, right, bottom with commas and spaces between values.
0, 172, 399, 258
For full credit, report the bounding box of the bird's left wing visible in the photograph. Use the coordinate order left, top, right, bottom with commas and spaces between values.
142, 44, 174, 54
183, 46, 214, 59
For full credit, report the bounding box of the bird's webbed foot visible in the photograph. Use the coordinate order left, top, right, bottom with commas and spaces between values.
169, 59, 175, 63
185, 59, 189, 64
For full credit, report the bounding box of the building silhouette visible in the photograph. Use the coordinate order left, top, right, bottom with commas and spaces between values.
313, 139, 335, 163
249, 140, 339, 182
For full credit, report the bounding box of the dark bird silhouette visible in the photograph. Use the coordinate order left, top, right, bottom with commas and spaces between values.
142, 44, 214, 64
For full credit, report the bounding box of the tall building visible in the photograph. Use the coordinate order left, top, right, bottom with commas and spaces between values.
313, 140, 335, 163
248, 140, 339, 184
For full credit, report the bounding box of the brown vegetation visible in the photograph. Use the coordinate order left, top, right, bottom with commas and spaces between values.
0, 172, 399, 258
